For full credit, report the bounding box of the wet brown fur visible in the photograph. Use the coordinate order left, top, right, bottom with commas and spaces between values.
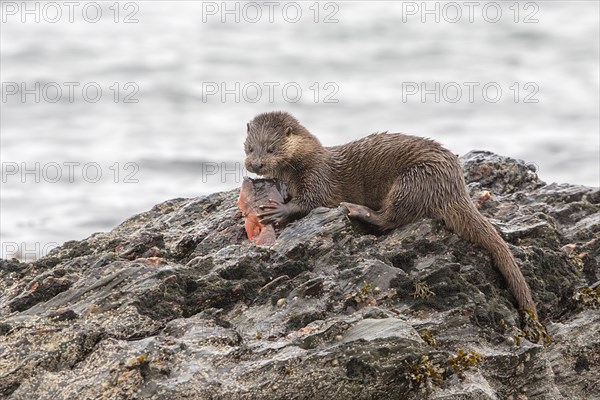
244, 111, 537, 315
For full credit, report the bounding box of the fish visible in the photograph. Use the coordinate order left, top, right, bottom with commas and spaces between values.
237, 177, 287, 245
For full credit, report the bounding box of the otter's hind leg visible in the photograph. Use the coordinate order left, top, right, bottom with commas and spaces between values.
339, 202, 390, 229
341, 170, 431, 231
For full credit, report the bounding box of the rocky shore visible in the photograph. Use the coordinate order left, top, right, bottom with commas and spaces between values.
1, 151, 598, 399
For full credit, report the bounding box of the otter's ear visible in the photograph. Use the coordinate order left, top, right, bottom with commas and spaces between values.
246, 123, 250, 133
284, 127, 293, 136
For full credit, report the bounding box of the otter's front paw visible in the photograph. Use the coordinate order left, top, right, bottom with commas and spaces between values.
258, 199, 289, 226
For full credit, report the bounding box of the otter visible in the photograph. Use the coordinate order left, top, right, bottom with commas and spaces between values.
243, 111, 537, 316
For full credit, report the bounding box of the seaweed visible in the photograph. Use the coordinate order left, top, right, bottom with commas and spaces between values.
404, 355, 445, 388
412, 281, 435, 299
448, 349, 484, 379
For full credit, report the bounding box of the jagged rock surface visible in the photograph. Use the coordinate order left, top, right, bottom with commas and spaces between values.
1, 151, 598, 400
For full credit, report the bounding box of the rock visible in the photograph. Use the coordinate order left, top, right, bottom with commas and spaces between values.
1, 152, 599, 399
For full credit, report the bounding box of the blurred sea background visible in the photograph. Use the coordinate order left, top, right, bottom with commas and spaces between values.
1, 1, 599, 260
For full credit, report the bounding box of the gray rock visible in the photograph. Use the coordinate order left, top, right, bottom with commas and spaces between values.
1, 152, 598, 399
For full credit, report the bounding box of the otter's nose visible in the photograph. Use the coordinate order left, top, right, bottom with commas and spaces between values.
251, 161, 263, 172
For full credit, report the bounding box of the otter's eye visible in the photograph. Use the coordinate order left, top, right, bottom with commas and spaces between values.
247, 147, 254, 154
267, 147, 274, 154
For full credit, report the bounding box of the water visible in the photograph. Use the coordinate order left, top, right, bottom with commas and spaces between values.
1, 1, 599, 260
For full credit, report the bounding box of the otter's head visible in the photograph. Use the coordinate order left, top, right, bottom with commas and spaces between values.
244, 111, 305, 177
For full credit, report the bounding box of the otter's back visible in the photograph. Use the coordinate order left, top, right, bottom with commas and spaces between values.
327, 133, 460, 208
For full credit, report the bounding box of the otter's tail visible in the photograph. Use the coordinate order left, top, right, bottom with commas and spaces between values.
443, 199, 537, 317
